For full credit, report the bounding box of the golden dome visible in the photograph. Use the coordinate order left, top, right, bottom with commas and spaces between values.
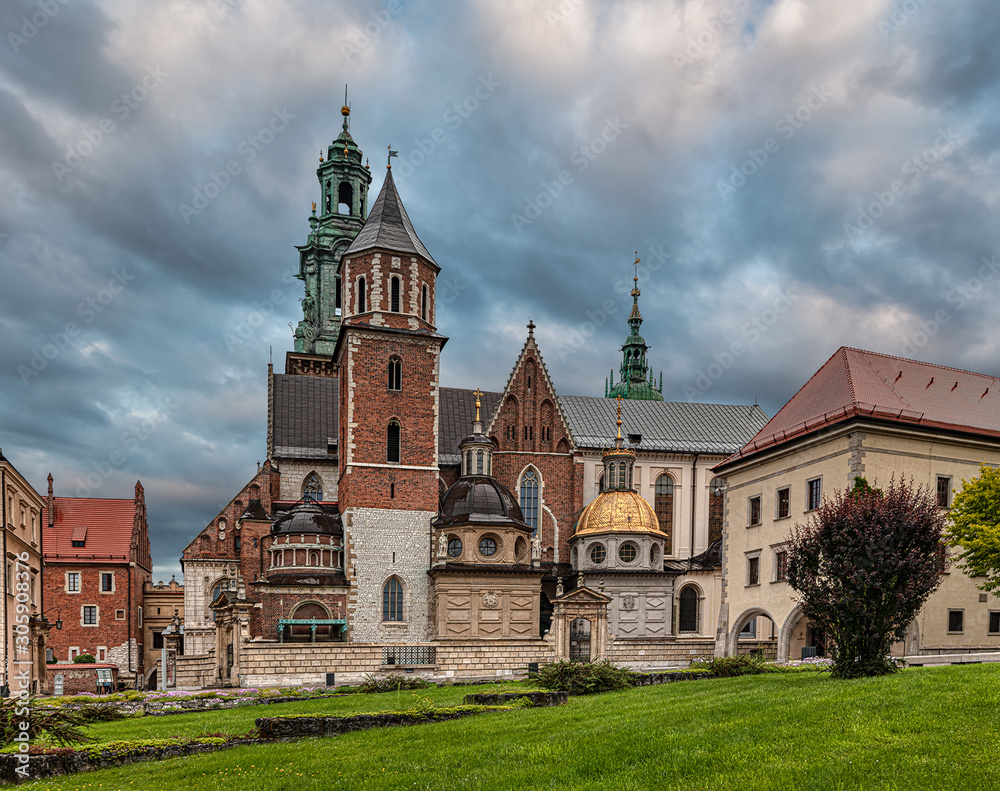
574, 490, 664, 538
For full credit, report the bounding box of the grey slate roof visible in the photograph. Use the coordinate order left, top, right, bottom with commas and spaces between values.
343, 169, 436, 264
558, 396, 769, 455
271, 374, 339, 459
438, 387, 502, 465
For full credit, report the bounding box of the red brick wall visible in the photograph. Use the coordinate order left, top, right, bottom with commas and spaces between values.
44, 664, 118, 695
44, 561, 133, 663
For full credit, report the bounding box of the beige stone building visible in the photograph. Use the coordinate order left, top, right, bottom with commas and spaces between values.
1, 450, 48, 694
713, 347, 1000, 661
142, 577, 184, 689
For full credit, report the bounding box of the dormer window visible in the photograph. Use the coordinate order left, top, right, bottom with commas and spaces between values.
71, 526, 87, 548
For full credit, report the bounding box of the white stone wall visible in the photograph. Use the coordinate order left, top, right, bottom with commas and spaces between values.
345, 507, 434, 642
181, 560, 233, 655
278, 460, 339, 502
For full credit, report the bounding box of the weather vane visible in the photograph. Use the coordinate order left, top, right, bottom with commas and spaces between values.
634, 252, 640, 283
387, 146, 398, 169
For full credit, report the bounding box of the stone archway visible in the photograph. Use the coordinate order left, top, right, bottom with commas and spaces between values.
779, 605, 805, 663
727, 606, 777, 657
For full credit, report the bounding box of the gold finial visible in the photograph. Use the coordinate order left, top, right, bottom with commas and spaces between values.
474, 388, 483, 423
634, 252, 639, 284
319, 150, 324, 163
311, 201, 316, 213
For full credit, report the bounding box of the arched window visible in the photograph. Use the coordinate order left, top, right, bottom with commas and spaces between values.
383, 578, 403, 622
303, 472, 323, 502
357, 276, 367, 313
338, 181, 353, 214
421, 284, 429, 321
655, 475, 674, 552
324, 180, 332, 213
709, 478, 725, 545
678, 586, 699, 633
520, 469, 539, 535
390, 276, 401, 312
387, 420, 401, 463
388, 356, 402, 391
476, 449, 484, 474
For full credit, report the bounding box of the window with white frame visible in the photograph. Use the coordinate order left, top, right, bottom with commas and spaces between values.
68, 647, 80, 661
96, 646, 107, 662
66, 572, 81, 593
82, 606, 98, 626
100, 572, 114, 593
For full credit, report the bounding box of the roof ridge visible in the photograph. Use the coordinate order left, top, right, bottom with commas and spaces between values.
841, 346, 1000, 380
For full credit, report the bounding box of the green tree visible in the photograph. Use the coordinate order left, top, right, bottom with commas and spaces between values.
945, 464, 1000, 592
787, 478, 946, 679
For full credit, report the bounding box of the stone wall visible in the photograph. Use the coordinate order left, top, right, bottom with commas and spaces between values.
162, 653, 217, 690
605, 638, 715, 668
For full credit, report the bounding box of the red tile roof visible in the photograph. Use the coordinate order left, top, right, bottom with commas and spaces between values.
46, 497, 136, 562
719, 347, 1000, 465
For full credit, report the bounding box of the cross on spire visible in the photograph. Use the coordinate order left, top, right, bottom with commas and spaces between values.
474, 388, 483, 423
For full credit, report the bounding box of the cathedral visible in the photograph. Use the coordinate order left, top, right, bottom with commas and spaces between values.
175, 105, 766, 687
173, 106, 1000, 689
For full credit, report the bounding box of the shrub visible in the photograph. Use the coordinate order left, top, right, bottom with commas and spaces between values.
72, 654, 96, 664
358, 673, 433, 694
536, 660, 636, 694
72, 703, 130, 723
690, 654, 777, 678
0, 696, 91, 745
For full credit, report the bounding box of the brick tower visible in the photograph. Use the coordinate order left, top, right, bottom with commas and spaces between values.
334, 160, 445, 641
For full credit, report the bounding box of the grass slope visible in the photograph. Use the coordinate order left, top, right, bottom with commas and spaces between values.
28, 665, 1000, 791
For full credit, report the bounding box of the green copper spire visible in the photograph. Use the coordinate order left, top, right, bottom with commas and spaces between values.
293, 94, 373, 355
606, 254, 664, 402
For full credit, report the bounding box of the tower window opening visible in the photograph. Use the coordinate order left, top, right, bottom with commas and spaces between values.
338, 181, 353, 214
388, 356, 402, 391
390, 276, 401, 312
357, 276, 367, 313
387, 420, 401, 463
476, 449, 484, 474
335, 277, 342, 316
325, 180, 332, 213
421, 284, 428, 321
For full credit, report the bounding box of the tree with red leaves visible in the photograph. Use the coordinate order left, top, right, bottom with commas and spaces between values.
787, 477, 946, 679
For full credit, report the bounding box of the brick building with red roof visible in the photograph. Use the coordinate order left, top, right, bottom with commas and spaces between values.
43, 479, 152, 686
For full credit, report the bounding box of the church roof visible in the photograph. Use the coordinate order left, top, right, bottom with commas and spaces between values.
343, 169, 436, 264
271, 374, 339, 459
439, 387, 502, 465
719, 347, 1000, 466
560, 396, 768, 455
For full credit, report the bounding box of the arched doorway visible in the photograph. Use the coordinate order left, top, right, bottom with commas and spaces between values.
728, 607, 777, 659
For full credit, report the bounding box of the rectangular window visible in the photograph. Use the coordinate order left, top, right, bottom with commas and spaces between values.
774, 549, 788, 582
138, 607, 142, 628
807, 478, 822, 511
100, 572, 114, 592
234, 534, 242, 552
115, 609, 125, 620
68, 647, 80, 661
937, 476, 951, 508
988, 611, 1000, 635
948, 609, 964, 634
83, 606, 98, 626
67, 572, 81, 593
96, 647, 107, 662
748, 495, 762, 526
776, 487, 790, 519
153, 631, 164, 649
747, 555, 760, 586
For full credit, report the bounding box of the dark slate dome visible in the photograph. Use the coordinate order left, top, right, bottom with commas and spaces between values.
270, 500, 343, 535
433, 477, 529, 528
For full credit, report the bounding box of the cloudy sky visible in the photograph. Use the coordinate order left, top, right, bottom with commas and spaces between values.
2, 0, 998, 580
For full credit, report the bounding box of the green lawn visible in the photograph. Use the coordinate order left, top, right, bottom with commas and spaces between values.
27, 665, 1000, 791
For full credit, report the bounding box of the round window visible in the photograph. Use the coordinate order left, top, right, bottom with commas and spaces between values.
447, 538, 463, 558
619, 543, 637, 563
590, 544, 606, 565
478, 537, 498, 557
